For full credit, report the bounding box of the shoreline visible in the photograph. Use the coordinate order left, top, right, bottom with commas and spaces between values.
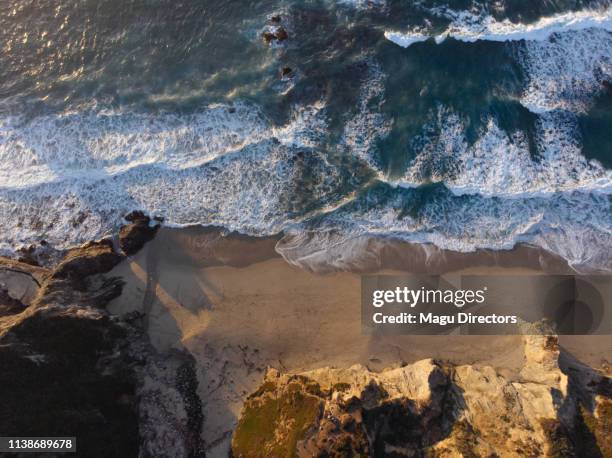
6, 219, 585, 274
107, 226, 609, 455
2, 222, 609, 456
117, 224, 576, 274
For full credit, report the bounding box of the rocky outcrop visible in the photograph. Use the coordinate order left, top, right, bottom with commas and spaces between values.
53, 238, 123, 280
119, 211, 161, 256
0, 238, 142, 457
262, 14, 289, 45
231, 361, 456, 458
0, 256, 47, 293
232, 329, 611, 457
0, 304, 140, 458
0, 212, 199, 458
281, 66, 294, 78
27, 239, 125, 310
262, 27, 288, 44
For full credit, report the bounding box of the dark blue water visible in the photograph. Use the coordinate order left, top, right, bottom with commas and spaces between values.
0, 0, 610, 271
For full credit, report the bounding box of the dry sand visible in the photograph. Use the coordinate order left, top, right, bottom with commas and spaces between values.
107, 227, 612, 456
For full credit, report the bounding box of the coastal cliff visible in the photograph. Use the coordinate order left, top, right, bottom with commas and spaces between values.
232, 327, 611, 457
0, 214, 204, 458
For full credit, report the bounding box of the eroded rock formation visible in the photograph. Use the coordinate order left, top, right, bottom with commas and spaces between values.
232, 328, 611, 457
0, 214, 204, 458
120, 211, 161, 256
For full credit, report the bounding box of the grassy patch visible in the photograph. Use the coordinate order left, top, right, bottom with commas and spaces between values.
232, 380, 322, 458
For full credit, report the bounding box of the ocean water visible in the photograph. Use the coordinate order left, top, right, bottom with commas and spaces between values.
0, 0, 610, 271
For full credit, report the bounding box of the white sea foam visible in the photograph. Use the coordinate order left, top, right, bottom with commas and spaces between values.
336, 0, 387, 11
0, 104, 270, 189
376, 9, 612, 270
273, 101, 328, 148
340, 59, 392, 171
400, 107, 611, 196
2, 98, 610, 271
0, 41, 609, 272
383, 31, 430, 48
385, 8, 612, 47
518, 27, 612, 113
278, 190, 612, 273
384, 8, 612, 113
0, 102, 332, 252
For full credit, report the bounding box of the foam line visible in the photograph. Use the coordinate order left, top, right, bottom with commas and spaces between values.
385, 8, 612, 47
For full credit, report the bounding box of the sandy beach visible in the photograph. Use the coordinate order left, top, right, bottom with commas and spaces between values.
106, 226, 611, 455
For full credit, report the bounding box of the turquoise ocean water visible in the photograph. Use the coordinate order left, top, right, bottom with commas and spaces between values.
0, 0, 610, 271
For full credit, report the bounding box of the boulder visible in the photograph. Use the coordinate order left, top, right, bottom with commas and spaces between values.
119, 211, 160, 256
275, 27, 288, 41
262, 26, 288, 44
281, 66, 293, 78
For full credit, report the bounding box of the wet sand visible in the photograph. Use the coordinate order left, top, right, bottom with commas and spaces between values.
107, 226, 611, 456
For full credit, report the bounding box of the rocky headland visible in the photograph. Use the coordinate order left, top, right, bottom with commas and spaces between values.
232, 323, 611, 457
0, 213, 204, 458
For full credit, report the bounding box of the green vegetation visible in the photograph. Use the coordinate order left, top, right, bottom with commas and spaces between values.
232, 380, 322, 458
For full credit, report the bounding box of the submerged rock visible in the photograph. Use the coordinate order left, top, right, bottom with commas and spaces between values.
275, 27, 288, 41
262, 26, 289, 44
281, 66, 294, 78
262, 31, 276, 43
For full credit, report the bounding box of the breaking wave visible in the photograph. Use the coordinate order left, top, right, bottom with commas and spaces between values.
278, 186, 612, 273
384, 7, 612, 113
384, 8, 612, 47
518, 27, 612, 113
0, 3, 610, 273
399, 107, 611, 196
0, 101, 343, 253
